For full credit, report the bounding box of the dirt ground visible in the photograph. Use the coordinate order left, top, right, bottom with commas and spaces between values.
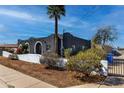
0, 56, 105, 87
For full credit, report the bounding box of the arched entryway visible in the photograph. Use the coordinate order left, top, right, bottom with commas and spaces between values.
34, 41, 43, 54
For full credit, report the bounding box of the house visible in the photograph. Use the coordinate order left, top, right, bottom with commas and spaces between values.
18, 32, 91, 55
0, 44, 18, 56
0, 44, 18, 50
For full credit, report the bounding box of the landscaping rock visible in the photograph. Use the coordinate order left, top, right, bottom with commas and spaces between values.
90, 71, 98, 76
8, 54, 18, 60
40, 56, 68, 69
57, 58, 68, 69
100, 60, 108, 76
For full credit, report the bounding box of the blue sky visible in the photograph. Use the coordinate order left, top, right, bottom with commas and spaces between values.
0, 5, 124, 48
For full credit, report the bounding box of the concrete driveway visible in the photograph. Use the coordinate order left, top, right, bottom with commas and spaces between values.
0, 64, 56, 88
69, 76, 124, 88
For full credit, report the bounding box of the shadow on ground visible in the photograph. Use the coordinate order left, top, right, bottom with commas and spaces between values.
100, 76, 124, 86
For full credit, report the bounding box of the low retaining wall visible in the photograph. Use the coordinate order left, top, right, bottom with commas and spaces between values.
2, 51, 42, 64
2, 51, 12, 57
18, 54, 42, 64
2, 51, 67, 66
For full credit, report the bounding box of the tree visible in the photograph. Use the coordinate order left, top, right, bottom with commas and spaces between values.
92, 26, 118, 46
47, 5, 65, 54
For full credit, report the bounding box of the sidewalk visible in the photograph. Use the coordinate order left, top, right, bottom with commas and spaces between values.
1, 64, 124, 88
0, 64, 56, 88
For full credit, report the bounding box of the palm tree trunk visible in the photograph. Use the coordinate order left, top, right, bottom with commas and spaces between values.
54, 16, 58, 54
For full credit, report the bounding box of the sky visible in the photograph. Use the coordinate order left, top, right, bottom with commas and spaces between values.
0, 5, 124, 48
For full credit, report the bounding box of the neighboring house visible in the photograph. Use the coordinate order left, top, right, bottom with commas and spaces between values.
0, 44, 18, 55
0, 44, 18, 50
18, 32, 91, 55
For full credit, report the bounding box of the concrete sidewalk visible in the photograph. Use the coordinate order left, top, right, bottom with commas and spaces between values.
1, 64, 124, 88
0, 65, 56, 88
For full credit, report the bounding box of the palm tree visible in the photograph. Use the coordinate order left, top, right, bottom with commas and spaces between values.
47, 5, 65, 54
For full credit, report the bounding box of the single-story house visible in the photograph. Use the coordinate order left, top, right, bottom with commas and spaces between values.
18, 32, 91, 55
0, 44, 18, 50
0, 44, 18, 55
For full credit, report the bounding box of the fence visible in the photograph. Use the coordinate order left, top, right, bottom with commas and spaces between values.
108, 59, 124, 77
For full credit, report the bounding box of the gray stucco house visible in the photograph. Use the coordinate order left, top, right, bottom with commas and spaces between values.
18, 32, 91, 55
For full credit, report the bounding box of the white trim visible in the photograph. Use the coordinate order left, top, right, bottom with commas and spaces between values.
25, 42, 30, 53
34, 41, 43, 54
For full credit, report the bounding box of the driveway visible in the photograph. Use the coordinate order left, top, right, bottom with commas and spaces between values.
0, 64, 56, 88
99, 76, 124, 88
69, 76, 124, 88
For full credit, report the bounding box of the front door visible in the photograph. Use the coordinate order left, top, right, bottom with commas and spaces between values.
36, 43, 42, 54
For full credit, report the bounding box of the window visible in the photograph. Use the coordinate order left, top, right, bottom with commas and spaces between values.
82, 46, 85, 50
46, 44, 51, 51
72, 45, 75, 49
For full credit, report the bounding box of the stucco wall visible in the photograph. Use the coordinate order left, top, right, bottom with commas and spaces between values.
2, 51, 42, 64
2, 51, 12, 57
18, 54, 42, 64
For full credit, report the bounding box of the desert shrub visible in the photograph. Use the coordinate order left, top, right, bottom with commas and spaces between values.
40, 52, 67, 70
86, 47, 107, 60
5, 48, 15, 53
16, 48, 23, 54
43, 52, 59, 58
67, 48, 107, 76
40, 52, 60, 68
16, 43, 29, 54
8, 54, 18, 60
41, 56, 59, 67
64, 48, 72, 58
21, 44, 29, 54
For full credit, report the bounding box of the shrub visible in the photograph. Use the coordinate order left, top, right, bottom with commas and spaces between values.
16, 48, 23, 54
3, 48, 15, 53
16, 43, 29, 54
8, 49, 15, 53
86, 47, 107, 60
64, 48, 72, 58
41, 57, 59, 67
40, 52, 67, 70
40, 52, 59, 68
21, 44, 29, 54
67, 48, 107, 76
8, 54, 18, 60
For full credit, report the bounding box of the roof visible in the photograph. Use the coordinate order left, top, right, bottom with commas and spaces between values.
18, 32, 89, 42
0, 44, 18, 48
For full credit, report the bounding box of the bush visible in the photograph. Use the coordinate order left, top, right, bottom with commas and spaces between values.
16, 48, 23, 54
67, 48, 107, 76
86, 47, 107, 60
8, 49, 15, 53
40, 52, 60, 68
3, 48, 15, 53
40, 52, 67, 70
8, 54, 18, 60
43, 52, 59, 58
41, 57, 59, 67
16, 43, 29, 54
64, 48, 72, 58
